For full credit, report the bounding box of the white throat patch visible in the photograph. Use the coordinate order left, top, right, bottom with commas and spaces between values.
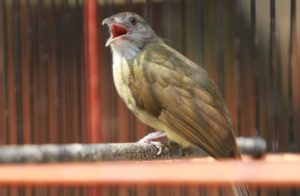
110, 39, 139, 62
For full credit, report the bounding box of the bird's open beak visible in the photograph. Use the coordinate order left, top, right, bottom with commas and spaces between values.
102, 18, 129, 47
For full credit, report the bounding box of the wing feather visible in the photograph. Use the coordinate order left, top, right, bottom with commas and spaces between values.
129, 42, 236, 158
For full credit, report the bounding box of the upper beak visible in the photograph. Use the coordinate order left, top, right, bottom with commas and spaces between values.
102, 17, 113, 26
102, 17, 114, 47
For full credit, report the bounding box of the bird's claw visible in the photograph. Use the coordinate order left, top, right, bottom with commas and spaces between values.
138, 131, 166, 155
138, 140, 162, 155
150, 141, 162, 155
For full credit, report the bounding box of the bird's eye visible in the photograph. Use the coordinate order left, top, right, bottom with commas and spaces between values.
130, 17, 137, 25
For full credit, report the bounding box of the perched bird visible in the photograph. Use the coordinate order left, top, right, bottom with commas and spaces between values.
103, 12, 250, 196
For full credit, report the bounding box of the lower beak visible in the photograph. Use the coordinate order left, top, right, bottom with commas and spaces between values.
105, 38, 114, 47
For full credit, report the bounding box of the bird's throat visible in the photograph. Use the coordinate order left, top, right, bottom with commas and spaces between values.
110, 39, 140, 60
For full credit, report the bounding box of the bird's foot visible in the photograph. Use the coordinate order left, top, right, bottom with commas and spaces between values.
137, 131, 166, 155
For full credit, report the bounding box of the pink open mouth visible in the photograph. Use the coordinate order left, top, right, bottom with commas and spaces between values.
110, 24, 129, 39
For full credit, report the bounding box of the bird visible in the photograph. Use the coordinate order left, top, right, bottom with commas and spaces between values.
102, 12, 250, 196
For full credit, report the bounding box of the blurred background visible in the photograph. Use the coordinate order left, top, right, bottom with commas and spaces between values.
0, 0, 300, 195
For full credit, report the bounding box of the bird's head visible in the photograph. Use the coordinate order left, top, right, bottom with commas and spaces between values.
102, 12, 160, 59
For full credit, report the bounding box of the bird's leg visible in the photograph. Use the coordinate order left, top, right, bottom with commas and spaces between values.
138, 131, 166, 155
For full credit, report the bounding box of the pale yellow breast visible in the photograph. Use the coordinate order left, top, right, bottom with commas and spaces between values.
112, 57, 136, 110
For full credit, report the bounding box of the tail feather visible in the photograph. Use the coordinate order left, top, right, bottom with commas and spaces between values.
229, 140, 251, 196
232, 183, 251, 196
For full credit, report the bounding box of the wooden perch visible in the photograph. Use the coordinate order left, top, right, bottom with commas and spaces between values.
0, 137, 266, 164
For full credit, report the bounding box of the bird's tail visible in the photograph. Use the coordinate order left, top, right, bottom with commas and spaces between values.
229, 139, 251, 196
231, 183, 251, 196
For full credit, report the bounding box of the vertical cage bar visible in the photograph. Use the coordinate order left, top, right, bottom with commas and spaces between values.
20, 0, 32, 145
7, 0, 18, 145
216, 0, 224, 96
289, 0, 300, 154
84, 1, 100, 196
64, 0, 72, 143
42, 0, 49, 143
180, 0, 186, 56
269, 0, 277, 152
251, 0, 260, 137
60, 0, 68, 144
13, 0, 23, 145
75, 0, 85, 143
288, 0, 295, 154
198, 0, 205, 69
27, 0, 35, 145
32, 0, 41, 144
0, 0, 9, 145
84, 0, 100, 144
236, 0, 242, 136
48, 0, 59, 144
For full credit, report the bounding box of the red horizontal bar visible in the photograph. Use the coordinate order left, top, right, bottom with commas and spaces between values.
0, 154, 299, 186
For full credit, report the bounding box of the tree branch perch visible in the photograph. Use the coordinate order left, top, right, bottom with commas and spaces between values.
0, 137, 266, 164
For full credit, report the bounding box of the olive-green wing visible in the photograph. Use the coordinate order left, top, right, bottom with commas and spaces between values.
129, 43, 235, 158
